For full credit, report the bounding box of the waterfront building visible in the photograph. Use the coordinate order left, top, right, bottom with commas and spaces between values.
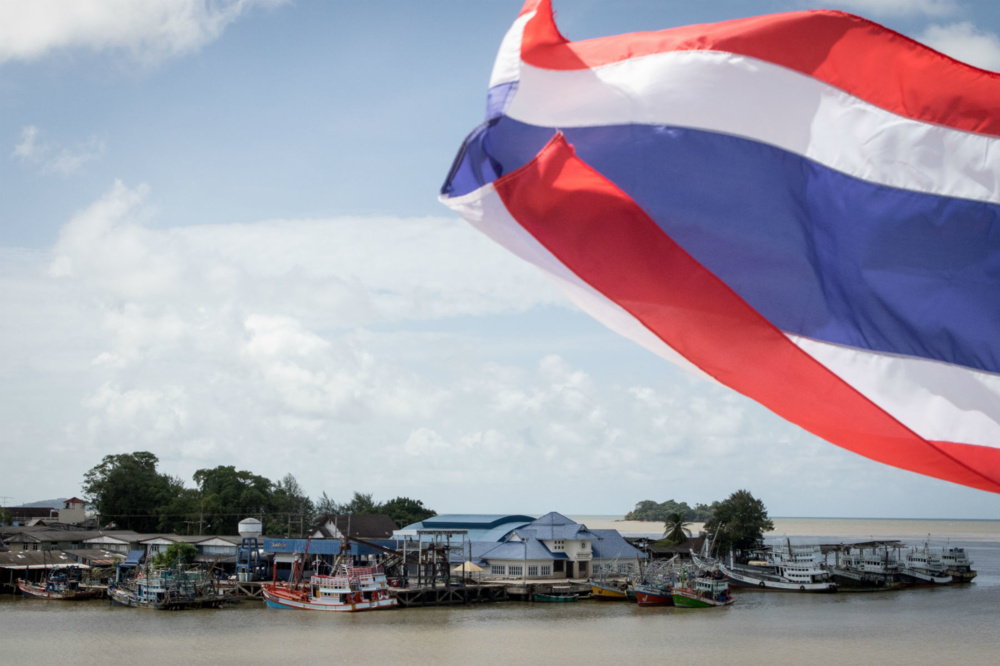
402, 512, 646, 581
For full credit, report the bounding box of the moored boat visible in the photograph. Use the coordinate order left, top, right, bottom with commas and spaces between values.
671, 572, 734, 608
633, 582, 674, 606
720, 540, 837, 592
589, 578, 629, 600
532, 592, 579, 602
899, 543, 952, 585
17, 568, 101, 600
262, 563, 397, 612
108, 566, 227, 610
938, 545, 976, 583
831, 543, 906, 590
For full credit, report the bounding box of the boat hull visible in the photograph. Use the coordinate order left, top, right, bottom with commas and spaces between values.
633, 584, 674, 607
532, 593, 578, 602
672, 587, 734, 608
720, 564, 837, 592
262, 584, 397, 612
589, 580, 628, 600
17, 580, 100, 600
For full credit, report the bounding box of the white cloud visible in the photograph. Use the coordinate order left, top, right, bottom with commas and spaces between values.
0, 0, 289, 66
821, 0, 960, 17
10, 124, 106, 175
918, 22, 1000, 71
11, 125, 39, 159
3, 180, 998, 517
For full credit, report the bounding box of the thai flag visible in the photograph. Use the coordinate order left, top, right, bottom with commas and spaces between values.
440, 0, 1000, 494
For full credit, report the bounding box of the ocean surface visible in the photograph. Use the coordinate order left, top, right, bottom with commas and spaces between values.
2, 518, 998, 665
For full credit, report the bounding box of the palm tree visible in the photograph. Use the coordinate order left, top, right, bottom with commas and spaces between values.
662, 511, 692, 545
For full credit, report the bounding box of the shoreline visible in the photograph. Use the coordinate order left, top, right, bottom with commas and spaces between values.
569, 515, 1000, 542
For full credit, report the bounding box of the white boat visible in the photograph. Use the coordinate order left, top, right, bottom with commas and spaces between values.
831, 543, 906, 590
899, 543, 952, 585
718, 540, 837, 592
262, 563, 397, 612
938, 544, 976, 582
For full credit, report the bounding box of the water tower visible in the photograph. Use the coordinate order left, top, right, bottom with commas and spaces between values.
236, 517, 265, 581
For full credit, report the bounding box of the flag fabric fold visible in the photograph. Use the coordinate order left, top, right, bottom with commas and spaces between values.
440, 0, 1000, 494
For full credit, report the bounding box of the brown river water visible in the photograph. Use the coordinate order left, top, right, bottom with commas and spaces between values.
2, 518, 998, 665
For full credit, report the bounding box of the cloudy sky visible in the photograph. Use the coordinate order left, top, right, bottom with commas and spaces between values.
3, 0, 1000, 520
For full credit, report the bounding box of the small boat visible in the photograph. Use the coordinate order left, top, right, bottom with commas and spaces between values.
589, 578, 629, 600
17, 568, 101, 600
671, 570, 735, 608
108, 566, 227, 610
262, 563, 397, 612
633, 582, 674, 606
532, 592, 579, 602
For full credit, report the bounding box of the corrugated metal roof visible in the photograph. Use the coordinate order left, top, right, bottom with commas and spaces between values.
590, 529, 648, 559
404, 514, 536, 531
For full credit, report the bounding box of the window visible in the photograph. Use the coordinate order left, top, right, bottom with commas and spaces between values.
491, 565, 505, 576
508, 565, 523, 577
541, 565, 551, 576
618, 563, 632, 574
528, 565, 538, 577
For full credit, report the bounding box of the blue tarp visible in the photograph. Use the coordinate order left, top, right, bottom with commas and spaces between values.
119, 549, 145, 568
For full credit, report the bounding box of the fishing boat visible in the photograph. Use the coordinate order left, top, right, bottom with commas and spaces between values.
899, 543, 952, 585
262, 563, 397, 611
671, 570, 734, 608
633, 582, 674, 606
17, 567, 101, 600
831, 543, 906, 590
718, 540, 837, 592
938, 545, 976, 582
589, 578, 629, 600
108, 566, 227, 610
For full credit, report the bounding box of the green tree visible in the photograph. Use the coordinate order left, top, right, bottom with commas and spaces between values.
625, 499, 695, 522
339, 491, 383, 515
82, 451, 176, 532
156, 479, 202, 534
152, 542, 199, 569
381, 496, 436, 529
267, 474, 315, 536
703, 489, 774, 560
193, 465, 275, 534
662, 511, 692, 545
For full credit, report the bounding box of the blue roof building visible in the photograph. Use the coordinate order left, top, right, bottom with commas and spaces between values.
445, 512, 646, 581
401, 514, 535, 542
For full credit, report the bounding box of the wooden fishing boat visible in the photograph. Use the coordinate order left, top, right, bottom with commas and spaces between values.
262, 563, 397, 612
17, 568, 101, 600
589, 578, 628, 600
633, 582, 674, 606
108, 566, 227, 610
672, 573, 735, 608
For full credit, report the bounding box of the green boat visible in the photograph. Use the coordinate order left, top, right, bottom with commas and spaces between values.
671, 573, 734, 608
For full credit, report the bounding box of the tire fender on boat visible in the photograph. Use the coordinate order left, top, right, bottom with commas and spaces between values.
799, 586, 805, 591
758, 581, 765, 588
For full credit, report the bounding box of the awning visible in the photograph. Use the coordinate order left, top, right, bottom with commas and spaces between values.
119, 549, 146, 568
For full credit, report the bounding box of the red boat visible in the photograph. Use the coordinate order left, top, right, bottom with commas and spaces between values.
633, 582, 674, 606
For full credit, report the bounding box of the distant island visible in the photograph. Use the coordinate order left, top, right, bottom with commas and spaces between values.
624, 499, 718, 523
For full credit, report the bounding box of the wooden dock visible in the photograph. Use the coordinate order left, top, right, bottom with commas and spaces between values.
391, 583, 508, 607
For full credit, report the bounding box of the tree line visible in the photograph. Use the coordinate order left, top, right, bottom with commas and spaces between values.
625, 498, 718, 522
81, 451, 436, 536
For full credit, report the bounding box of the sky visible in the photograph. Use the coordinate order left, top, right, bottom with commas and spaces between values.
3, 0, 1000, 520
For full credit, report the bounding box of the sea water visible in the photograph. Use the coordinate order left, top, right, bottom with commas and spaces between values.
2, 518, 997, 665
